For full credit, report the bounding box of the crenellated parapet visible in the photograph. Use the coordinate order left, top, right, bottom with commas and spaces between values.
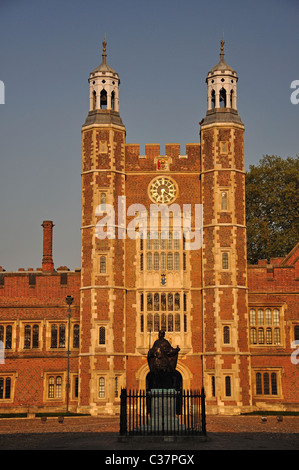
125, 143, 201, 171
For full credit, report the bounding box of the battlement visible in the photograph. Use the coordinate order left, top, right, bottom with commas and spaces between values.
125, 143, 200, 158
125, 143, 201, 171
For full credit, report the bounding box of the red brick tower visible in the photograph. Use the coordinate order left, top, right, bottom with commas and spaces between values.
79, 40, 126, 414
200, 40, 251, 413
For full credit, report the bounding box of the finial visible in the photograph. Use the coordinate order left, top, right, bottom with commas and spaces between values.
220, 37, 225, 56
102, 37, 107, 58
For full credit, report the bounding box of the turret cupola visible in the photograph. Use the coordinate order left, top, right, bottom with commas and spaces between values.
83, 40, 124, 127
202, 39, 242, 125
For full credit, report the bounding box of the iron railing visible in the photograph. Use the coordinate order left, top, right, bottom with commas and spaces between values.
120, 388, 206, 436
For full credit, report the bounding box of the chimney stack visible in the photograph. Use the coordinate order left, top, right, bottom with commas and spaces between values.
42, 221, 55, 272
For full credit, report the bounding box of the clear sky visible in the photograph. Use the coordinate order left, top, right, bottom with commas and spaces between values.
0, 0, 298, 271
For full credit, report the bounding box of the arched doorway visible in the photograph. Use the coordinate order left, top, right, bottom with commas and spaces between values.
136, 361, 193, 391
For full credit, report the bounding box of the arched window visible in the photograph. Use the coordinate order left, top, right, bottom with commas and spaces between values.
266, 328, 272, 344
100, 89, 107, 109
99, 377, 105, 398
223, 326, 230, 344
24, 325, 31, 349
258, 328, 264, 344
1, 325, 11, 350
167, 253, 173, 270
211, 90, 215, 109
273, 309, 280, 325
221, 191, 228, 210
48, 376, 54, 398
220, 87, 227, 108
263, 373, 270, 394
73, 324, 80, 348
174, 293, 180, 311
140, 253, 143, 271
222, 252, 229, 270
24, 324, 39, 349
256, 373, 262, 394
56, 376, 62, 398
59, 324, 65, 348
274, 328, 280, 345
161, 252, 166, 269
250, 328, 257, 344
4, 377, 10, 399
99, 326, 106, 345
147, 294, 153, 311
250, 309, 256, 325
93, 90, 97, 110
100, 192, 106, 207
48, 376, 62, 398
168, 294, 173, 311
258, 309, 264, 325
140, 293, 144, 312
183, 293, 187, 312
271, 373, 278, 395
225, 376, 231, 396
100, 256, 106, 274
0, 377, 11, 400
32, 324, 39, 348
211, 376, 216, 397
265, 309, 272, 325
51, 324, 58, 349
147, 252, 152, 270
256, 371, 278, 396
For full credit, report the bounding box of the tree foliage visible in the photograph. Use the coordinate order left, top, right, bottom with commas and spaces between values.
245, 155, 299, 264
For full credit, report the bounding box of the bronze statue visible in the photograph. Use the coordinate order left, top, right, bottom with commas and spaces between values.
147, 330, 180, 389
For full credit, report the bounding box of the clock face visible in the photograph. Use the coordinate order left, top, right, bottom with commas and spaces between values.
149, 177, 178, 204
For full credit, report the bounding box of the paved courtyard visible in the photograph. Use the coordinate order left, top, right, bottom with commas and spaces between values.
0, 415, 298, 451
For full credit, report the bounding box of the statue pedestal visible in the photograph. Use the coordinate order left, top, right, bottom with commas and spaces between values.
148, 389, 179, 433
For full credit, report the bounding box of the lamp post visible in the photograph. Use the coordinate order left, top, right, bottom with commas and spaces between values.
65, 295, 74, 414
